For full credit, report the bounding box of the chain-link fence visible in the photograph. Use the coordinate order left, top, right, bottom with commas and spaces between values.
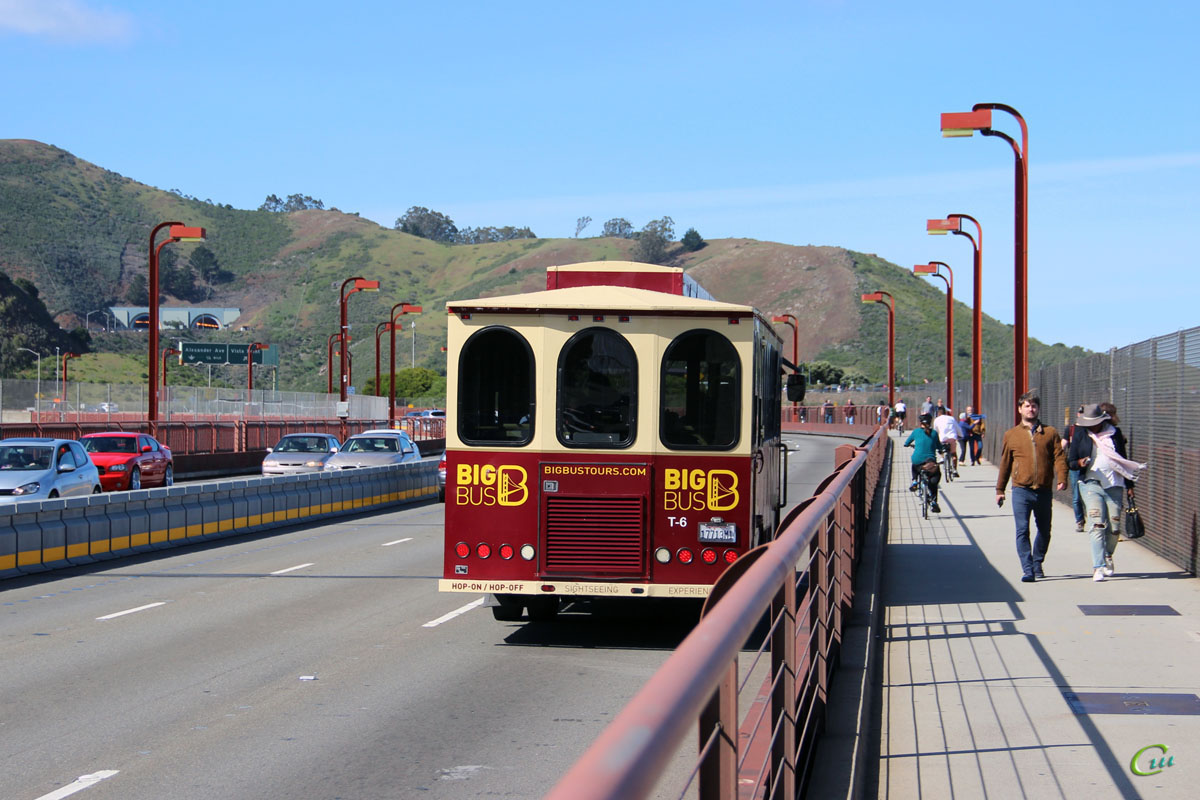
917, 327, 1199, 575
0, 379, 389, 422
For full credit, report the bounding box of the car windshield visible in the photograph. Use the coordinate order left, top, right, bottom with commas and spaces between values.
0, 445, 53, 471
83, 436, 138, 454
345, 437, 399, 453
275, 436, 330, 454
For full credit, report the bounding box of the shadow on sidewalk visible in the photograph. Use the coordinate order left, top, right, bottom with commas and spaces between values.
871, 482, 1144, 798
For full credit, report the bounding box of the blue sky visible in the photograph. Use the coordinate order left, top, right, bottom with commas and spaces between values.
2, 0, 1196, 351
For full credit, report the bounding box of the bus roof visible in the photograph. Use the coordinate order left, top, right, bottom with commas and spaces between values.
545, 261, 714, 300
446, 283, 753, 316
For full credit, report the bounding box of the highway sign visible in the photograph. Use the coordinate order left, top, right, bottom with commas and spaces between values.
179, 342, 279, 366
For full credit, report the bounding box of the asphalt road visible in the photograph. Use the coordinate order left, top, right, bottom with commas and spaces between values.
0, 432, 861, 800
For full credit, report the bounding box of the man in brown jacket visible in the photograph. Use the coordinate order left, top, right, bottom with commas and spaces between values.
996, 391, 1068, 582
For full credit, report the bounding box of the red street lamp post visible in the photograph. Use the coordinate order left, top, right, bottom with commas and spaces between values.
860, 292, 895, 408
941, 104, 1028, 422
339, 278, 381, 402
771, 314, 799, 417
375, 321, 394, 401
161, 347, 180, 386
247, 343, 267, 394
327, 333, 342, 394
61, 352, 79, 390
148, 223, 206, 429
928, 214, 983, 412
914, 262, 954, 410
389, 302, 423, 424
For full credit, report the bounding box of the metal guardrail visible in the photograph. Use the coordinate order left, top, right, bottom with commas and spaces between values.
546, 425, 889, 800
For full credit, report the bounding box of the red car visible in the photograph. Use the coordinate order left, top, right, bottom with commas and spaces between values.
81, 433, 174, 491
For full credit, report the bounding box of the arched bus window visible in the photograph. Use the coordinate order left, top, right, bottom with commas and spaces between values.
660, 330, 740, 450
458, 326, 534, 446
556, 328, 637, 448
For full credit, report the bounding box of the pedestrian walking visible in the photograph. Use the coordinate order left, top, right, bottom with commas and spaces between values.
822, 398, 835, 424
920, 396, 935, 417
844, 397, 856, 425
1068, 403, 1146, 582
967, 407, 987, 465
995, 391, 1067, 582
1060, 420, 1086, 532
956, 412, 971, 463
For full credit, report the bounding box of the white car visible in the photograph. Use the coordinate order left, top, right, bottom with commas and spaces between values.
0, 438, 103, 502
324, 430, 421, 470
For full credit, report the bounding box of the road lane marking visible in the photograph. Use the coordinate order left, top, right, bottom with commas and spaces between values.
34, 770, 119, 799
423, 597, 486, 628
382, 538, 414, 546
270, 563, 314, 575
96, 603, 165, 621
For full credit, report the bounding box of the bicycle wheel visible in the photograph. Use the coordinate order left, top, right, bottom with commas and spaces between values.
920, 475, 930, 519
943, 453, 953, 483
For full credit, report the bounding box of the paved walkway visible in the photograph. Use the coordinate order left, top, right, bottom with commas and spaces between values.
875, 433, 1200, 799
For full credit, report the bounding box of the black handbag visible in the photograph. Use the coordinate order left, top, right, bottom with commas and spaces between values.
1123, 492, 1145, 540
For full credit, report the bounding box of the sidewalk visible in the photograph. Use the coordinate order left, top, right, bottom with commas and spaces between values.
874, 433, 1200, 799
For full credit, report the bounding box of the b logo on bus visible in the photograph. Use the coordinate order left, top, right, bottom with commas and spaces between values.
663, 468, 739, 512
455, 464, 529, 507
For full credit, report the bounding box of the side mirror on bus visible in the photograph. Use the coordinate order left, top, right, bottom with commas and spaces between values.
786, 373, 806, 403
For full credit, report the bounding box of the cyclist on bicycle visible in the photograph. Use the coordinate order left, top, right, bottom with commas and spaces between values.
932, 408, 960, 477
904, 412, 945, 513
891, 398, 907, 431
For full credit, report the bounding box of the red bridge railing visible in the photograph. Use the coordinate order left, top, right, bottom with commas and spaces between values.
546, 425, 890, 800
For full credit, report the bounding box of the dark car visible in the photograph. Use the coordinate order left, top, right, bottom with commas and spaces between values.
81, 432, 174, 491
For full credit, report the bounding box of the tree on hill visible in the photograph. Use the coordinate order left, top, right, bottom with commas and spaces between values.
634, 216, 675, 264
360, 367, 446, 400
126, 273, 149, 305
259, 193, 325, 212
575, 216, 591, 237
681, 227, 706, 252
456, 225, 536, 244
395, 206, 459, 243
602, 218, 634, 238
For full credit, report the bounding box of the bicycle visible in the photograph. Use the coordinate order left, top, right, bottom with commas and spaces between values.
941, 450, 954, 483
917, 460, 936, 519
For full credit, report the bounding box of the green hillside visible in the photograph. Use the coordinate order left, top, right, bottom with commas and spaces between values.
0, 139, 1088, 391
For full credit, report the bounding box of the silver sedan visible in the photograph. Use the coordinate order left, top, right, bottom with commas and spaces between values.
262, 433, 342, 476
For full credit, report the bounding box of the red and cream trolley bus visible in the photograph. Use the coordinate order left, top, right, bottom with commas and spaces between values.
440, 262, 785, 620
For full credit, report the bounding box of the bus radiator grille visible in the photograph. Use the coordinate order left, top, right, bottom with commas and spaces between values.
543, 496, 646, 576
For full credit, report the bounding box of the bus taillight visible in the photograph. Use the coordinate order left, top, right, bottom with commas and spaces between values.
455, 542, 470, 558
520, 544, 536, 561
499, 544, 515, 560
677, 548, 694, 565
700, 548, 718, 565
654, 548, 671, 564
723, 549, 739, 564
476, 543, 492, 559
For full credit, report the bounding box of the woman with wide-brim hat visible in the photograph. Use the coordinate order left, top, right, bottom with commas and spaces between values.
1067, 403, 1145, 582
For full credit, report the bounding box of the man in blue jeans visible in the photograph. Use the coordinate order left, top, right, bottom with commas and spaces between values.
995, 391, 1068, 582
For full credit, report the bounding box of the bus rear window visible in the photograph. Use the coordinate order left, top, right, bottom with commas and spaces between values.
557, 328, 637, 448
458, 327, 534, 445
660, 330, 739, 449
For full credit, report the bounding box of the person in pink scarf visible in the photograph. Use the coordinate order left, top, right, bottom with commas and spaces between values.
1067, 403, 1147, 582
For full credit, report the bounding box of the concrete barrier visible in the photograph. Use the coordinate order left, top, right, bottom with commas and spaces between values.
0, 461, 436, 582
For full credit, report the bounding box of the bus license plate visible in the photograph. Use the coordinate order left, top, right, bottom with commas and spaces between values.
698, 522, 737, 543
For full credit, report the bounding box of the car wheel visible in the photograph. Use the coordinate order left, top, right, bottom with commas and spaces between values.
129, 467, 141, 491
164, 465, 174, 486
48, 491, 59, 499
92, 485, 102, 494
